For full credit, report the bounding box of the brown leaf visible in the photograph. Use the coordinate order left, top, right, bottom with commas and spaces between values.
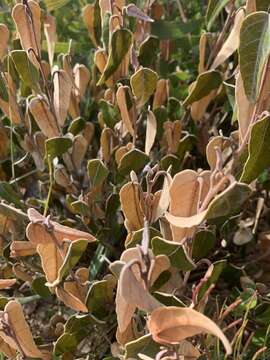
235, 72, 255, 143
116, 248, 168, 333
148, 306, 232, 355
163, 120, 182, 154
0, 337, 17, 359
0, 24, 9, 60
198, 32, 208, 73
72, 134, 88, 171
56, 282, 88, 313
152, 174, 172, 223
211, 8, 245, 69
29, 97, 59, 139
153, 79, 168, 110
0, 300, 43, 358
0, 73, 21, 124
0, 279, 16, 290
12, 1, 41, 67
74, 64, 90, 99
53, 69, 72, 127
44, 14, 56, 67
206, 135, 231, 170
167, 170, 210, 242
116, 262, 162, 332
116, 85, 135, 136
10, 241, 37, 257
12, 263, 32, 283
190, 89, 217, 122
145, 110, 157, 155
26, 208, 96, 245
37, 242, 66, 285
119, 182, 145, 232
83, 4, 99, 47
94, 49, 113, 87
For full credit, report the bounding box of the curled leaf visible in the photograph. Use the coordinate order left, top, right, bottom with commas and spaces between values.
148, 306, 232, 355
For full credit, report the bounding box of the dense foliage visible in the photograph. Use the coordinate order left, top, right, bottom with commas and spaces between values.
1, 0, 270, 359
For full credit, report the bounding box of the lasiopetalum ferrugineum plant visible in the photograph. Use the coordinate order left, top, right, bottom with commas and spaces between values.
0, 0, 270, 359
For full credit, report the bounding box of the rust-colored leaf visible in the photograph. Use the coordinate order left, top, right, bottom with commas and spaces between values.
29, 97, 59, 139
12, 1, 41, 67
145, 110, 157, 155
148, 306, 232, 355
53, 69, 72, 127
119, 182, 145, 232
0, 24, 9, 60
0, 301, 43, 358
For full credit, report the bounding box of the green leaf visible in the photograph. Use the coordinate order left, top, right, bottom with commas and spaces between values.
87, 159, 109, 187
130, 67, 158, 106
125, 227, 161, 248
207, 182, 251, 220
54, 240, 89, 286
153, 292, 185, 307
152, 237, 195, 271
240, 115, 270, 183
176, 133, 196, 163
99, 100, 119, 128
118, 148, 149, 176
183, 70, 222, 107
97, 28, 133, 86
44, 0, 71, 11
32, 277, 51, 299
198, 260, 227, 301
45, 136, 72, 160
54, 315, 99, 356
0, 73, 8, 102
206, 0, 231, 30
256, 0, 270, 11
125, 334, 160, 360
239, 12, 270, 103
138, 36, 159, 67
10, 50, 39, 90
160, 154, 180, 176
68, 118, 86, 136
192, 229, 216, 261
151, 19, 203, 40
0, 182, 24, 209
86, 278, 114, 319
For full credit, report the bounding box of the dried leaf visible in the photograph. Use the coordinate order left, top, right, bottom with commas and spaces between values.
116, 85, 135, 136
29, 97, 59, 139
119, 182, 144, 231
10, 241, 37, 257
26, 208, 96, 245
125, 4, 154, 22
0, 279, 16, 290
0, 24, 9, 60
0, 301, 43, 358
56, 283, 88, 312
148, 306, 232, 355
53, 69, 72, 127
74, 64, 90, 99
153, 79, 168, 110
145, 110, 157, 155
235, 72, 255, 143
12, 1, 41, 67
168, 170, 210, 242
44, 14, 56, 67
211, 8, 245, 69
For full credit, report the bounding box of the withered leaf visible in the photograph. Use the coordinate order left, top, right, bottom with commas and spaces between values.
148, 306, 232, 355
12, 1, 41, 67
29, 97, 59, 139
0, 300, 43, 358
53, 69, 72, 127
